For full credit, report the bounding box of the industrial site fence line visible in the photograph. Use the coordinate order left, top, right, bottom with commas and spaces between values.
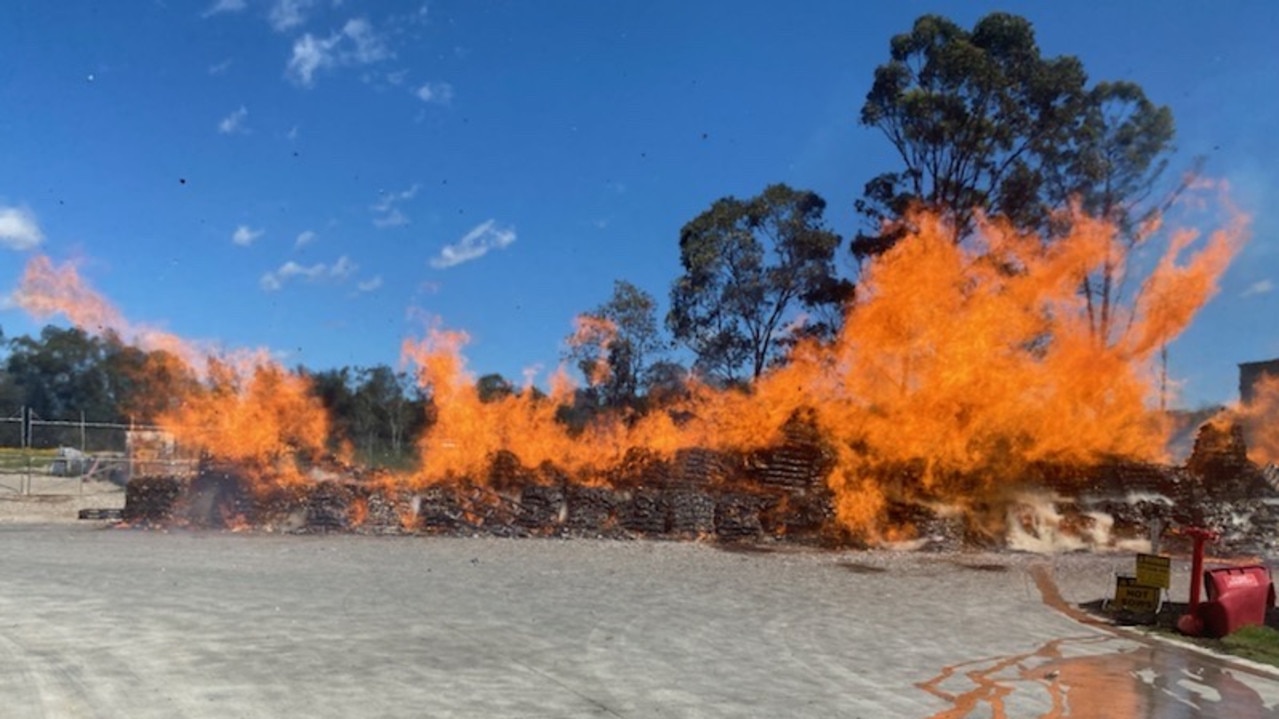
0, 408, 196, 496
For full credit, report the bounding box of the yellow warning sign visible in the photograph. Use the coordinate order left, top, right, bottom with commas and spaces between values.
1113, 575, 1161, 614
1135, 553, 1171, 589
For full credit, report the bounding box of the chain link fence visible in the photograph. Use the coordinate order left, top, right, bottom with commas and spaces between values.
0, 409, 196, 497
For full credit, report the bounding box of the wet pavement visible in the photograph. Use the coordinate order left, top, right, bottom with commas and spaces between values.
0, 524, 1276, 717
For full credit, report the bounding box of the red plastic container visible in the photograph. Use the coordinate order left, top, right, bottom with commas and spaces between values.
1197, 565, 1275, 638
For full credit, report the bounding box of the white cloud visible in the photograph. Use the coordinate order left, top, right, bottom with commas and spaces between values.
260, 260, 324, 290
269, 0, 316, 32
415, 81, 454, 105
287, 125, 300, 141
371, 184, 419, 212
284, 261, 327, 279
356, 275, 383, 293
1243, 279, 1274, 297
373, 209, 408, 228
294, 230, 317, 248
0, 205, 43, 251
203, 0, 246, 18
208, 58, 233, 75
371, 184, 419, 228
330, 255, 357, 279
285, 17, 391, 87
260, 255, 359, 291
286, 33, 337, 86
232, 225, 264, 246
217, 105, 249, 134
342, 18, 389, 63
430, 220, 516, 269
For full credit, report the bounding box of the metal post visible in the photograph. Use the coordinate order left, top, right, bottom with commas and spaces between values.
1177, 527, 1219, 636
81, 411, 86, 452
1189, 534, 1206, 609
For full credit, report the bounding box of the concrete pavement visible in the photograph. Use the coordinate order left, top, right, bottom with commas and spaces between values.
0, 524, 1276, 717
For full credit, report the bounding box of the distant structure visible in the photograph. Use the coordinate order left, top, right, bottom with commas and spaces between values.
1239, 359, 1279, 404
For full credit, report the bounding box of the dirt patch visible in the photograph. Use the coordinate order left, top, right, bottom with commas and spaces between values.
0, 478, 125, 523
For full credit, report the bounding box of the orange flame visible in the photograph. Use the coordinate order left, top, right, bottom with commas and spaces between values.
1236, 375, 1279, 465
10, 187, 1249, 541
13, 254, 332, 485
402, 198, 1246, 538
567, 314, 618, 387
15, 255, 201, 366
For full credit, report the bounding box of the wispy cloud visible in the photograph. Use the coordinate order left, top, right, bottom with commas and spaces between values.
286, 33, 334, 86
342, 18, 389, 63
269, 0, 315, 32
286, 17, 391, 87
260, 255, 359, 291
330, 255, 357, 279
1243, 279, 1274, 297
203, 0, 246, 18
294, 229, 317, 248
356, 275, 383, 293
208, 58, 233, 75
430, 220, 516, 269
373, 209, 408, 228
0, 205, 44, 251
415, 82, 454, 105
217, 105, 249, 134
371, 184, 419, 228
232, 225, 264, 246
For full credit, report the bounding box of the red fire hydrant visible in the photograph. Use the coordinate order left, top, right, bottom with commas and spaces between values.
1176, 526, 1220, 637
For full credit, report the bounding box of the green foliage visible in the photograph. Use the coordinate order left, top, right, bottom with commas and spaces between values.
5, 326, 112, 420
668, 184, 844, 381
1041, 81, 1175, 230
566, 280, 666, 410
1220, 625, 1279, 667
476, 373, 516, 403
854, 12, 1173, 257
641, 360, 691, 407
307, 363, 430, 467
1, 326, 196, 423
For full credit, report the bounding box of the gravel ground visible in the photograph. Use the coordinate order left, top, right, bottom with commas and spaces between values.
0, 474, 124, 523
0, 523, 1277, 718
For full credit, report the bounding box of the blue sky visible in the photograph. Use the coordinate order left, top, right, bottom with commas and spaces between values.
0, 0, 1275, 407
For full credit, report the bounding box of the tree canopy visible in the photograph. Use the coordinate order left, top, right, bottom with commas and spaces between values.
854, 12, 1173, 258
668, 183, 845, 382
566, 280, 665, 409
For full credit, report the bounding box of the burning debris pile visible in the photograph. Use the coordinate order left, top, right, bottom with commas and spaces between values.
18, 197, 1279, 550
122, 440, 838, 542
119, 415, 1279, 552
1006, 420, 1279, 555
